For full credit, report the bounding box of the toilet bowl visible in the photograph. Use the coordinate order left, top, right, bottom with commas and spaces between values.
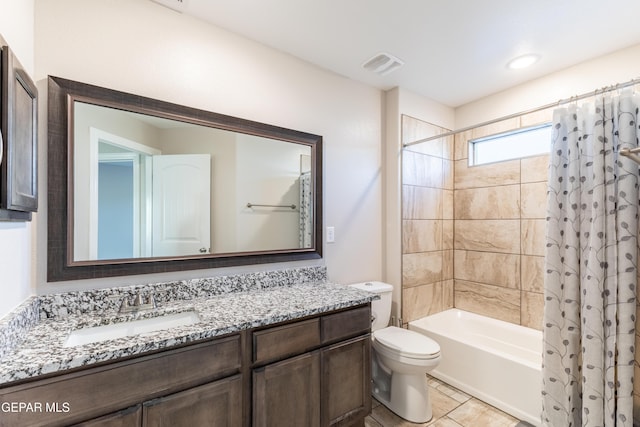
349, 282, 441, 423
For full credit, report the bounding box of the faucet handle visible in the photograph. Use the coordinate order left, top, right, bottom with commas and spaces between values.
119, 297, 132, 312
134, 293, 145, 307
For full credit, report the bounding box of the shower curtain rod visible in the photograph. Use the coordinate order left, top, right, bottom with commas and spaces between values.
403, 76, 640, 148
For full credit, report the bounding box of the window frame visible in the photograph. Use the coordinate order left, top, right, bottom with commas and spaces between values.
468, 123, 551, 166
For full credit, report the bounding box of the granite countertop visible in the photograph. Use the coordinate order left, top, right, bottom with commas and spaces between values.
0, 282, 375, 385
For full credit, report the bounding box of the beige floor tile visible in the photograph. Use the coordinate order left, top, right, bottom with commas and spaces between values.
366, 415, 385, 427
428, 417, 464, 427
430, 387, 462, 419
433, 382, 471, 404
370, 403, 430, 427
447, 399, 520, 427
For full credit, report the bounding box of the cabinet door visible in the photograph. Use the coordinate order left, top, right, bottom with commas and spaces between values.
321, 335, 371, 427
73, 405, 142, 427
253, 351, 320, 427
1, 42, 38, 214
142, 375, 242, 427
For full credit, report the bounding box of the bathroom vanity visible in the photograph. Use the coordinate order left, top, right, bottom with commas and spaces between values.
0, 274, 373, 427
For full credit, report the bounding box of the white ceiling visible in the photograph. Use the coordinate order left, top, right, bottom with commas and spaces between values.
180, 0, 640, 107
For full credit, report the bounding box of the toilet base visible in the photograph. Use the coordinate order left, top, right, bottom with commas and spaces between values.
373, 372, 432, 423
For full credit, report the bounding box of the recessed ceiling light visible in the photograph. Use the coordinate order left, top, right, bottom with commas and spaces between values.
507, 54, 540, 70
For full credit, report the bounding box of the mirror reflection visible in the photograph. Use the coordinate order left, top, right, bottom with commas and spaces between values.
73, 101, 313, 262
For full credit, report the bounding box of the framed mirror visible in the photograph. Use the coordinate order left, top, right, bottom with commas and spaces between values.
48, 76, 322, 281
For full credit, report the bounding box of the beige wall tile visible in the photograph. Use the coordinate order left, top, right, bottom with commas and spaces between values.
443, 221, 454, 250
521, 255, 544, 293
522, 219, 546, 256
521, 291, 544, 330
454, 130, 472, 161
520, 108, 553, 127
403, 220, 442, 253
443, 135, 455, 160
443, 159, 454, 190
402, 115, 446, 158
455, 185, 520, 219
443, 279, 454, 309
454, 250, 520, 289
521, 182, 548, 219
443, 250, 454, 280
454, 280, 520, 324
471, 118, 520, 140
521, 155, 549, 183
404, 137, 444, 158
403, 251, 443, 287
455, 159, 520, 189
443, 190, 454, 219
402, 185, 442, 219
402, 282, 444, 323
403, 151, 443, 188
454, 220, 520, 253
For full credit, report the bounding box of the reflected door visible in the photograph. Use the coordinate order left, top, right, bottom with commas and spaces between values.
152, 154, 211, 256
98, 160, 135, 259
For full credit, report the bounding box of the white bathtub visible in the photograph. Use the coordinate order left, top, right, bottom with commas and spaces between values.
409, 309, 542, 426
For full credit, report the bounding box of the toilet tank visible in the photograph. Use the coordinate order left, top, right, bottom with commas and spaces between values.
349, 282, 393, 331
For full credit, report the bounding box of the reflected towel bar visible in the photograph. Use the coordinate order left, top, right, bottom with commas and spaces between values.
246, 203, 297, 209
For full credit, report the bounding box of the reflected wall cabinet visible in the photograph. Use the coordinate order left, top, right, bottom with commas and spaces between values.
0, 36, 38, 221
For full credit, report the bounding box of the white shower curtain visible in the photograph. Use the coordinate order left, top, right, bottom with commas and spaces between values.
542, 91, 639, 426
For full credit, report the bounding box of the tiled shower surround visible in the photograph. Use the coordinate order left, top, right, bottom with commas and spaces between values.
401, 112, 640, 416
401, 112, 550, 328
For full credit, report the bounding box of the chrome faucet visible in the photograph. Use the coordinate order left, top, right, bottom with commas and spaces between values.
119, 292, 157, 314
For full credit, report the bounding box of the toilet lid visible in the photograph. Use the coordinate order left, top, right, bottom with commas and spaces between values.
373, 326, 440, 358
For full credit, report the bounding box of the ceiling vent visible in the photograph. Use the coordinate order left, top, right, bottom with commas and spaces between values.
150, 0, 188, 13
362, 52, 404, 76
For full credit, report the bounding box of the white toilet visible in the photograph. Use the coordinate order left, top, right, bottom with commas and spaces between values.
350, 281, 441, 423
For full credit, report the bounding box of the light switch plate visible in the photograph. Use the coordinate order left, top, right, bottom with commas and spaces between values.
326, 226, 335, 243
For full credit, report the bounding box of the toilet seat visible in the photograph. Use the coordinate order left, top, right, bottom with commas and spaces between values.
373, 326, 440, 360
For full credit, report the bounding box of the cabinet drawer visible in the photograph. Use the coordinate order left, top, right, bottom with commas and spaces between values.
0, 335, 241, 427
321, 305, 371, 344
253, 318, 320, 364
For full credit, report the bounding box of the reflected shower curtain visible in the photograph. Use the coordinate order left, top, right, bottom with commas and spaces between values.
299, 172, 312, 248
542, 91, 639, 426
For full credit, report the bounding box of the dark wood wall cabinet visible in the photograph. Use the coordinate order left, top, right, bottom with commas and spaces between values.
0, 304, 371, 427
0, 36, 38, 221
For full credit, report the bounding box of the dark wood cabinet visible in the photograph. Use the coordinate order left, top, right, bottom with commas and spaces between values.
72, 405, 142, 427
0, 336, 241, 427
0, 37, 38, 221
322, 336, 371, 427
0, 304, 371, 427
252, 305, 372, 427
143, 375, 242, 427
253, 351, 321, 427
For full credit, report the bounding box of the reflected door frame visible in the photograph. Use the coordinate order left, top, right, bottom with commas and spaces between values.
88, 127, 160, 259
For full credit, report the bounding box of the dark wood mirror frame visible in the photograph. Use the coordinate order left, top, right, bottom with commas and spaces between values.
47, 76, 322, 282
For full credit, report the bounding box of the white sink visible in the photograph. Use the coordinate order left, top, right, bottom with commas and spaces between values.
64, 311, 201, 347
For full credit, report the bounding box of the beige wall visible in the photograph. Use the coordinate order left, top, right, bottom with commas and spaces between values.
34, 0, 384, 294
0, 0, 35, 318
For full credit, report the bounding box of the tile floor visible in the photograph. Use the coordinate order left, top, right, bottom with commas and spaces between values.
365, 376, 534, 427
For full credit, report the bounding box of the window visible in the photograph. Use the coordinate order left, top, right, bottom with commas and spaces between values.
469, 123, 551, 166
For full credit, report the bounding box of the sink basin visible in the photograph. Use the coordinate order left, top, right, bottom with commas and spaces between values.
64, 311, 201, 347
